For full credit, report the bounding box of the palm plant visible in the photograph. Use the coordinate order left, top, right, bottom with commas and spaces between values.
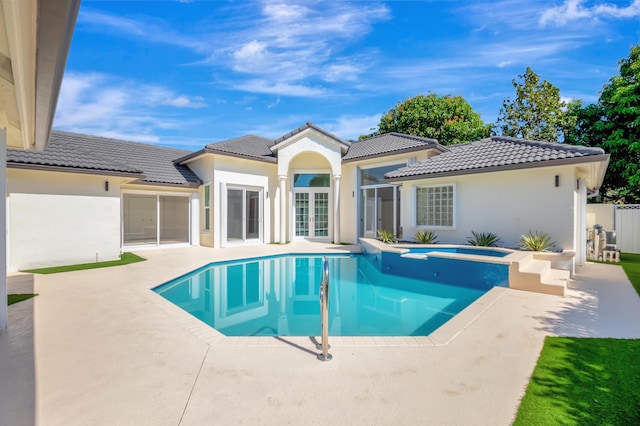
467, 231, 501, 247
415, 230, 439, 244
377, 229, 397, 244
519, 231, 556, 252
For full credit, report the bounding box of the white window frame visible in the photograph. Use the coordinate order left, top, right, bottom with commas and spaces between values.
221, 183, 263, 246
202, 183, 211, 232
413, 183, 456, 230
121, 189, 193, 248
290, 168, 332, 241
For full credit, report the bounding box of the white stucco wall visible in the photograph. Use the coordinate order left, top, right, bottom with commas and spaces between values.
183, 156, 215, 247
275, 132, 344, 177
208, 156, 277, 248
7, 169, 125, 270
399, 165, 579, 251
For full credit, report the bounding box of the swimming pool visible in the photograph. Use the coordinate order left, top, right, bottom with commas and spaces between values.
153, 254, 487, 337
403, 247, 509, 257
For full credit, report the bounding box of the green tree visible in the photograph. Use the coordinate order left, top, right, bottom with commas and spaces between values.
597, 44, 640, 202
564, 45, 640, 202
496, 67, 568, 142
563, 101, 606, 147
362, 93, 491, 145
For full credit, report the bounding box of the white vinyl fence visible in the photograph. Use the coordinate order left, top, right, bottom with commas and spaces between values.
615, 205, 640, 254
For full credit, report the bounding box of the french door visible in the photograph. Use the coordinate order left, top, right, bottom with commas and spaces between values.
294, 189, 330, 240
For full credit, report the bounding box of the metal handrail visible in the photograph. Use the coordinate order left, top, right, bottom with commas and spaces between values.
317, 256, 332, 361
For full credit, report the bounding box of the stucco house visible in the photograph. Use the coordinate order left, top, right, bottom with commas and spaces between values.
6, 122, 609, 272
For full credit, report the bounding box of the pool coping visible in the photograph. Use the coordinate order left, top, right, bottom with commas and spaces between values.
144, 250, 510, 348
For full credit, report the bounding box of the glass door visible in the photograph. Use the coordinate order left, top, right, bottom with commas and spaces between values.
295, 193, 310, 237
361, 185, 400, 239
226, 187, 262, 244
294, 189, 330, 240
314, 192, 329, 237
363, 188, 375, 237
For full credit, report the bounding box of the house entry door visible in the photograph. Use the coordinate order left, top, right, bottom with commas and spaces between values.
294, 189, 330, 240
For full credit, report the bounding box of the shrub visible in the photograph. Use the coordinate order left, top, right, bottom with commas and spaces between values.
415, 230, 439, 244
520, 231, 556, 252
377, 229, 397, 244
467, 231, 501, 247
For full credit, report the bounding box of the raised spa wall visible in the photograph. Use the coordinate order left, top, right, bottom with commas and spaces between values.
359, 238, 571, 296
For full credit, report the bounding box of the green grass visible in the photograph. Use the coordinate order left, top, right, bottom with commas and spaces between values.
620, 253, 640, 296
514, 337, 640, 426
516, 254, 640, 424
590, 252, 640, 297
8, 294, 38, 305
22, 252, 145, 274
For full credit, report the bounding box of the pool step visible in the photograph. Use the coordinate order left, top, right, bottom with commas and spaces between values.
509, 254, 568, 296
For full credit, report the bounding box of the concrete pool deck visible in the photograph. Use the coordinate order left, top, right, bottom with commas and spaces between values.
2, 242, 640, 425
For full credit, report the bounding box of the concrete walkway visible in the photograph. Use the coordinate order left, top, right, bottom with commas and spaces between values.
2, 244, 640, 425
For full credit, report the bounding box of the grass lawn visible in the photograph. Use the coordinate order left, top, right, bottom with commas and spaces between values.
513, 337, 640, 425
515, 252, 640, 425
620, 253, 640, 297
22, 252, 145, 274
8, 294, 38, 305
590, 252, 640, 297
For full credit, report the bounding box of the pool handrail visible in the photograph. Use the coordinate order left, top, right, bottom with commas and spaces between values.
317, 256, 332, 361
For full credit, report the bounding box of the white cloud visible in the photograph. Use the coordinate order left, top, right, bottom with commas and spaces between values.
456, 1, 548, 31
262, 3, 309, 21
324, 63, 362, 82
161, 95, 207, 108
78, 9, 208, 52
234, 40, 269, 61
319, 114, 383, 141
540, 0, 640, 26
54, 72, 205, 143
79, 2, 390, 97
267, 97, 280, 109
234, 79, 326, 97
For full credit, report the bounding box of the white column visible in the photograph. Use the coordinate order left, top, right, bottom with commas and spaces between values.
577, 178, 587, 267
1, 128, 7, 330
279, 175, 287, 244
333, 174, 341, 244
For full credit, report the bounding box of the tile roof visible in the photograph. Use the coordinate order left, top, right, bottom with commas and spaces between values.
205, 135, 277, 163
342, 132, 441, 162
272, 121, 349, 150
7, 131, 202, 187
384, 136, 607, 180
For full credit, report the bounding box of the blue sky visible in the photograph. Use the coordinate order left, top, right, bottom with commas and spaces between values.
54, 0, 640, 149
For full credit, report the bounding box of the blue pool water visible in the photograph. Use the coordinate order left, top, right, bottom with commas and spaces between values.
154, 254, 488, 337
405, 247, 509, 257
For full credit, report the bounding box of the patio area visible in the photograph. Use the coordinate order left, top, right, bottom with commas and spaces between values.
2, 243, 640, 425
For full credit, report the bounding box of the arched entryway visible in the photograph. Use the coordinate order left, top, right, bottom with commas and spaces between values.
271, 125, 347, 243
290, 153, 332, 241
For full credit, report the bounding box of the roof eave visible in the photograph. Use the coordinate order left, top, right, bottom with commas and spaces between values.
129, 179, 202, 189
271, 123, 350, 153
206, 148, 278, 163
7, 162, 144, 179
342, 143, 444, 164
384, 154, 612, 183
34, 0, 81, 151
174, 148, 206, 165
